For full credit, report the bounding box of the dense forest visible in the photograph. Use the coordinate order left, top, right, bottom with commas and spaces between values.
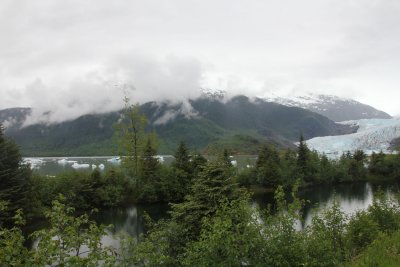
1, 103, 400, 266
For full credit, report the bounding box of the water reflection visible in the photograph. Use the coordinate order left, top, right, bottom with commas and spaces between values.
95, 181, 399, 242
30, 180, 399, 249
93, 203, 170, 241
251, 181, 399, 230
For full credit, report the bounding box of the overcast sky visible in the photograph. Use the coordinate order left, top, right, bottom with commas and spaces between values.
1, 0, 400, 123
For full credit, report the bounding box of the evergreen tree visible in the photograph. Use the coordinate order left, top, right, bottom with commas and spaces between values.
369, 151, 390, 176
0, 125, 31, 225
166, 159, 241, 261
171, 141, 192, 198
297, 134, 310, 182
335, 152, 352, 182
140, 138, 160, 182
173, 141, 191, 174
349, 150, 367, 181
280, 149, 298, 186
138, 138, 161, 202
220, 148, 233, 168
318, 154, 334, 183
255, 145, 281, 187
190, 151, 207, 178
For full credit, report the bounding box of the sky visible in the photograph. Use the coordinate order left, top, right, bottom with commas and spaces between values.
1, 0, 400, 124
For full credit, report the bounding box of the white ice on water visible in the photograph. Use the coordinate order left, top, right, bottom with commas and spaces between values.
57, 159, 78, 165
71, 162, 90, 169
306, 118, 400, 158
107, 157, 121, 164
23, 158, 45, 170
154, 155, 164, 163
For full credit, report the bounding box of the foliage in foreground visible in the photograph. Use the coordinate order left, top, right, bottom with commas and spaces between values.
0, 196, 116, 266
2, 183, 400, 266
115, 185, 400, 267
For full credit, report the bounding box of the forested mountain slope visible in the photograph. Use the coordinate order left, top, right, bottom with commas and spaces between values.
1, 95, 355, 156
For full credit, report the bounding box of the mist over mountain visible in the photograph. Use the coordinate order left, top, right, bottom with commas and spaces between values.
0, 107, 31, 130
1, 95, 357, 156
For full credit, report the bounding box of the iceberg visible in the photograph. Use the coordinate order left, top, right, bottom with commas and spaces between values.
154, 155, 164, 163
57, 159, 68, 165
57, 159, 77, 165
23, 158, 44, 170
107, 157, 121, 164
71, 162, 90, 169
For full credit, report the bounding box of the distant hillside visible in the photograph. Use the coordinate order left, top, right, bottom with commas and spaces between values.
1, 95, 355, 156
264, 94, 392, 122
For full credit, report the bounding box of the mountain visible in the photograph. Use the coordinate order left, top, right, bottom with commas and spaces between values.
306, 118, 400, 158
263, 94, 392, 122
0, 107, 31, 130
1, 95, 355, 156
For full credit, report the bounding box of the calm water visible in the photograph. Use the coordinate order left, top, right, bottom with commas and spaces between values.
25, 157, 400, 249
93, 180, 399, 248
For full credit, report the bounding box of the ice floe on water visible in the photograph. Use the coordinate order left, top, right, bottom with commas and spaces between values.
23, 158, 45, 169
107, 157, 121, 164
71, 162, 90, 169
306, 118, 400, 158
22, 155, 174, 175
154, 155, 164, 163
57, 159, 78, 165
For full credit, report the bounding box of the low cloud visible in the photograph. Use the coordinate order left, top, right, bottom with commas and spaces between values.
1, 0, 400, 120
12, 54, 204, 125
153, 100, 199, 125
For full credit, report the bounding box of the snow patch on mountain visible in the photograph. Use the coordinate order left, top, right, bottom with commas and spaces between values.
306, 118, 400, 158
200, 88, 226, 99
261, 92, 391, 122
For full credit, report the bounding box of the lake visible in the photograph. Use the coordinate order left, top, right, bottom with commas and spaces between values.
93, 180, 399, 248
23, 155, 258, 176
25, 156, 400, 250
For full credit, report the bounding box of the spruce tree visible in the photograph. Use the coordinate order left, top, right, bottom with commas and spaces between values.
190, 151, 207, 178
140, 138, 160, 185
167, 159, 241, 260
255, 144, 281, 187
173, 141, 191, 174
172, 141, 192, 198
349, 150, 367, 181
0, 124, 31, 225
221, 148, 233, 168
297, 134, 310, 181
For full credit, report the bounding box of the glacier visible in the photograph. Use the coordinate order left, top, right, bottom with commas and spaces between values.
305, 118, 400, 158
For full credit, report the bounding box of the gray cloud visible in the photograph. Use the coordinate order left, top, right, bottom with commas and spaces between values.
1, 0, 400, 119
17, 54, 204, 125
